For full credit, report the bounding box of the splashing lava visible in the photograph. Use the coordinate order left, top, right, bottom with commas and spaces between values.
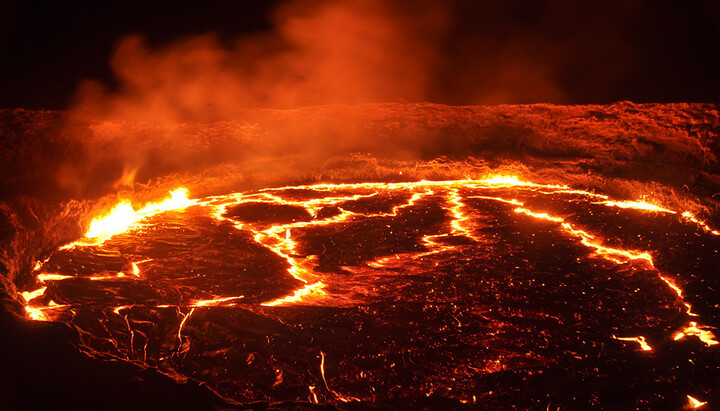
20, 176, 720, 408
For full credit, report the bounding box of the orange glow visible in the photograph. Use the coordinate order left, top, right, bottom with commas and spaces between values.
22, 285, 58, 321
20, 286, 47, 302
23, 173, 720, 360
320, 351, 330, 393
207, 188, 374, 296
62, 188, 194, 248
15, 170, 720, 410
561, 223, 653, 265
112, 305, 133, 315
120, 311, 135, 357
687, 395, 707, 408
512, 200, 717, 347
613, 336, 652, 351
24, 305, 49, 321
37, 273, 73, 282
514, 207, 564, 223
177, 308, 195, 348
261, 282, 326, 307
480, 174, 536, 187
673, 322, 719, 346
130, 259, 152, 277
88, 272, 131, 281
85, 201, 136, 239
205, 176, 720, 313
309, 385, 319, 404
447, 188, 477, 239
24, 300, 68, 322
682, 212, 720, 236
597, 200, 676, 214
32, 258, 50, 272
468, 195, 522, 205
514, 206, 652, 264
659, 275, 697, 318
190, 296, 245, 307
319, 351, 359, 402
71, 1, 451, 123
208, 183, 440, 305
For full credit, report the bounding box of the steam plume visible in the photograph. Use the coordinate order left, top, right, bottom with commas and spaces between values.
71, 0, 450, 123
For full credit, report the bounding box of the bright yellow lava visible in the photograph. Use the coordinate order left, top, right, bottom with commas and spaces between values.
687, 395, 707, 408
85, 202, 136, 239
25, 305, 48, 321
682, 211, 720, 236
481, 175, 537, 186
190, 296, 245, 307
63, 188, 194, 248
513, 202, 716, 346
20, 286, 46, 302
24, 300, 67, 322
598, 200, 676, 214
36, 273, 73, 282
261, 282, 327, 307
674, 322, 719, 346
613, 335, 653, 351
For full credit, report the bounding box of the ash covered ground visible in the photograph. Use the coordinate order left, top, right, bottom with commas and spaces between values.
1, 103, 719, 410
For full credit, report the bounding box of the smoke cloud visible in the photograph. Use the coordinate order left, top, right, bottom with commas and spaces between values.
67, 0, 656, 121
54, 0, 683, 199
70, 0, 450, 123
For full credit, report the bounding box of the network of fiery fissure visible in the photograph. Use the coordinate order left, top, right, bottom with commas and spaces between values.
18, 174, 719, 408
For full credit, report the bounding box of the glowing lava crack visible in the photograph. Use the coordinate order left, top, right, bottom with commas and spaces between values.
19, 176, 720, 406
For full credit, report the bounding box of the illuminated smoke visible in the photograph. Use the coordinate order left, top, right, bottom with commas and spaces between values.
54, 0, 456, 195
70, 0, 451, 123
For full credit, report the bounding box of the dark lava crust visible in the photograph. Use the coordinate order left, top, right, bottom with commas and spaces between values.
13, 180, 720, 410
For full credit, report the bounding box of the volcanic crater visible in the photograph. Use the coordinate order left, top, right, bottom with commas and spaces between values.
1, 102, 720, 410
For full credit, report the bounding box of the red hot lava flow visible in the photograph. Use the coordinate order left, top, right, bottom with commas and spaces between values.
19, 174, 720, 408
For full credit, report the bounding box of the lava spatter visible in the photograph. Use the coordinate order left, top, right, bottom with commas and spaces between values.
61, 188, 195, 249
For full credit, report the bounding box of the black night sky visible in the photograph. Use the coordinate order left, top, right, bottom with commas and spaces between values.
1, 0, 719, 110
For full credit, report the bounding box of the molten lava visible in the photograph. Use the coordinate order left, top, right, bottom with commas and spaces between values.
18, 175, 720, 407
62, 188, 194, 248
